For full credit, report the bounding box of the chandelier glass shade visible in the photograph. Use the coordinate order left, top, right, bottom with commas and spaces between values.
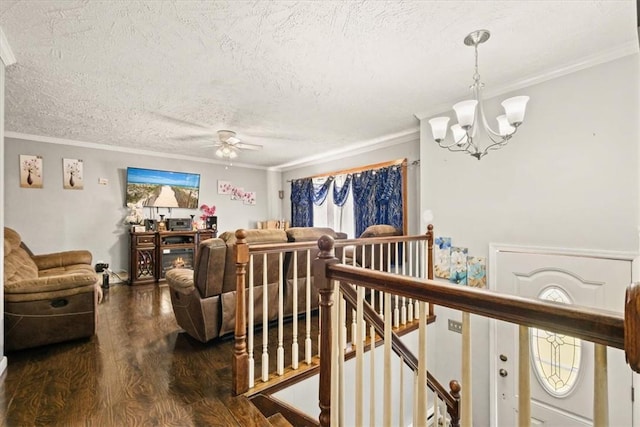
428, 30, 530, 160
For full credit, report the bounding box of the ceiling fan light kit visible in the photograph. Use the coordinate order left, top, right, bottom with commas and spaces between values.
428, 29, 530, 160
213, 130, 262, 160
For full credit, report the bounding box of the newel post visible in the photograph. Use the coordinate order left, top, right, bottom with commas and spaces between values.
232, 229, 249, 395
625, 281, 640, 373
426, 224, 435, 317
315, 235, 339, 427
449, 380, 461, 427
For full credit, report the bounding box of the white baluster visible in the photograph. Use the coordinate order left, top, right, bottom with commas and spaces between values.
370, 323, 376, 427
401, 242, 407, 325
461, 312, 472, 427
384, 292, 392, 426
416, 300, 428, 427
399, 355, 405, 427
394, 243, 400, 328
292, 252, 299, 370
594, 344, 608, 427
337, 285, 345, 425
248, 255, 255, 388
356, 284, 364, 426
262, 253, 269, 382
518, 324, 530, 427
305, 250, 312, 364
407, 241, 414, 321
277, 252, 284, 375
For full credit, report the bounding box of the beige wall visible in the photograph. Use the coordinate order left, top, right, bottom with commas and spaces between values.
420, 53, 640, 425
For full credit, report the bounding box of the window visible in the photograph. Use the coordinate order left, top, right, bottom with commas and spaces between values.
530, 286, 582, 397
312, 175, 355, 237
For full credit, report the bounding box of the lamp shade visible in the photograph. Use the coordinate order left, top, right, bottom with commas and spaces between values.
428, 117, 450, 141
501, 96, 529, 125
451, 124, 466, 145
453, 100, 478, 129
496, 115, 515, 136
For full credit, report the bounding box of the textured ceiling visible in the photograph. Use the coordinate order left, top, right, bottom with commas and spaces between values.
0, 1, 637, 169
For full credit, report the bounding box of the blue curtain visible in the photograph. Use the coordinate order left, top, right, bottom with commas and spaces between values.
375, 166, 403, 232
332, 174, 352, 207
313, 177, 333, 206
352, 170, 378, 237
290, 178, 314, 227
351, 166, 403, 236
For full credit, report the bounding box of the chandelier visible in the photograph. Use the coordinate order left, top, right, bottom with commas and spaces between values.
428, 30, 530, 160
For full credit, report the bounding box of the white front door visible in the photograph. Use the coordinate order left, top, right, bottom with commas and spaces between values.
491, 247, 634, 427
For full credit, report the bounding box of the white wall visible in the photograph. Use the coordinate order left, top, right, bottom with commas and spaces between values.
420, 54, 640, 425
280, 131, 422, 236
4, 137, 272, 276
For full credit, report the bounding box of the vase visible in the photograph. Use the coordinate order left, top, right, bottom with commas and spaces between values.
69, 174, 75, 187
206, 216, 217, 231
27, 170, 33, 186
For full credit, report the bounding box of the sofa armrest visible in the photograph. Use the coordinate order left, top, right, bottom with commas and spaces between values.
166, 269, 196, 295
32, 250, 93, 270
5, 272, 97, 295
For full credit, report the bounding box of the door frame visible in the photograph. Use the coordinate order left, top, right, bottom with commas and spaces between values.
488, 243, 639, 427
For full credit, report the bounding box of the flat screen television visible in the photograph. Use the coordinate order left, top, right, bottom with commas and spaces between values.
125, 167, 200, 209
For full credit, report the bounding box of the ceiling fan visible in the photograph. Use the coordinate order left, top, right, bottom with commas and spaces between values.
213, 130, 263, 160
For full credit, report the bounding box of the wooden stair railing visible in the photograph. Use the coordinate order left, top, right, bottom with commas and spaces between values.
315, 232, 640, 427
340, 282, 460, 426
232, 229, 434, 396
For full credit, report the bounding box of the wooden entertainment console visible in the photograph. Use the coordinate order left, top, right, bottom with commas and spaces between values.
128, 230, 216, 285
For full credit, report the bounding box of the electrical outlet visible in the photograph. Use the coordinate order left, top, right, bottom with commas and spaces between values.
448, 319, 462, 334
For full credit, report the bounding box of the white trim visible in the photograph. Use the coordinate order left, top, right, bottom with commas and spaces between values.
4, 131, 269, 170
415, 41, 639, 121
0, 26, 16, 67
0, 356, 6, 376
271, 128, 420, 172
489, 242, 638, 262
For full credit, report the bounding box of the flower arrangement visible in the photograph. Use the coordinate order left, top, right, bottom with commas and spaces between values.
199, 204, 217, 221
124, 202, 144, 225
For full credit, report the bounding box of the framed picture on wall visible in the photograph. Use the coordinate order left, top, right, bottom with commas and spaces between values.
19, 154, 43, 188
218, 180, 232, 195
63, 158, 84, 190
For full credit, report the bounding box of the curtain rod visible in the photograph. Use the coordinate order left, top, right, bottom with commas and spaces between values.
287, 158, 412, 183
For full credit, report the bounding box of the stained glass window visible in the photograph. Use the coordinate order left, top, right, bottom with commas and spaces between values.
530, 286, 582, 397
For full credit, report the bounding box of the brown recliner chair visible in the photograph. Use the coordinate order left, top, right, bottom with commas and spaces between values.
3, 227, 100, 351
166, 237, 227, 343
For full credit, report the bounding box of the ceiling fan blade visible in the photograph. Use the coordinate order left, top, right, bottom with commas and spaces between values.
150, 112, 211, 129
235, 142, 263, 151
171, 134, 214, 141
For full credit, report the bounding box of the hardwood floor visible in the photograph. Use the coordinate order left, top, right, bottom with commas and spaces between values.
0, 283, 294, 427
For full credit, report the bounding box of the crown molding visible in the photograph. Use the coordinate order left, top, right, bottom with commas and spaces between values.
271, 127, 420, 172
0, 26, 16, 67
4, 132, 268, 170
415, 41, 639, 121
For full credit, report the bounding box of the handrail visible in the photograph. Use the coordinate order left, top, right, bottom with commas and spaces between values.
245, 234, 430, 255
340, 282, 460, 423
328, 264, 626, 349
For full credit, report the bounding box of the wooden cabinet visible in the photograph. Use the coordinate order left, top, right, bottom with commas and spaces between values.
128, 230, 217, 285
